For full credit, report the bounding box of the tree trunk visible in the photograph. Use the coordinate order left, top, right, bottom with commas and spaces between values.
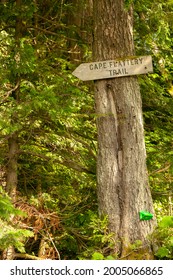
0, 165, 6, 189
2, 0, 22, 260
2, 135, 18, 259
93, 0, 156, 257
6, 134, 18, 202
66, 0, 93, 62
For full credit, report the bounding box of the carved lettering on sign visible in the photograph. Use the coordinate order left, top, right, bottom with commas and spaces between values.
72, 56, 153, 81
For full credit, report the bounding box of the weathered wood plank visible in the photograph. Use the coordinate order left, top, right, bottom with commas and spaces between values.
72, 56, 153, 81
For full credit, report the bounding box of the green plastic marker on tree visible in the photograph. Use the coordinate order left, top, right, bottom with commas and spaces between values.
139, 211, 153, 221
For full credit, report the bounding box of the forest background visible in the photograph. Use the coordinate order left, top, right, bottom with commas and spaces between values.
0, 0, 173, 260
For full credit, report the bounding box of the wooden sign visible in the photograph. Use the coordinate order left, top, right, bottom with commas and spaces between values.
72, 56, 153, 81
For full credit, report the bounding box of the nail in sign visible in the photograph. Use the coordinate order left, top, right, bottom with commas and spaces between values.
72, 56, 153, 81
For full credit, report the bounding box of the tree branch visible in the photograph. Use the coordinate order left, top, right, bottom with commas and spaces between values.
0, 80, 20, 106
21, 150, 95, 175
14, 253, 46, 260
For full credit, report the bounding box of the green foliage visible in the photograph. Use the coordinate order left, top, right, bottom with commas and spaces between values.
155, 246, 170, 258
158, 216, 173, 228
151, 216, 173, 259
91, 252, 115, 260
0, 220, 33, 253
91, 252, 104, 260
11, 41, 36, 76
129, 240, 143, 250
0, 187, 24, 220
77, 214, 117, 260
0, 187, 33, 253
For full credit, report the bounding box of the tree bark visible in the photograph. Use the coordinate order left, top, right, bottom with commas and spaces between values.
66, 0, 93, 62
6, 133, 18, 202
0, 165, 6, 189
2, 0, 21, 260
93, 0, 156, 257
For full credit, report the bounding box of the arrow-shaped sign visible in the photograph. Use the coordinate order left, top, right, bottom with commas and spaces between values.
72, 55, 153, 81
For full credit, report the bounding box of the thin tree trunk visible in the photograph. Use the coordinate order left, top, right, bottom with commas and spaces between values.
93, 0, 156, 258
6, 134, 18, 202
2, 0, 22, 260
2, 135, 18, 259
67, 0, 93, 62
0, 165, 6, 189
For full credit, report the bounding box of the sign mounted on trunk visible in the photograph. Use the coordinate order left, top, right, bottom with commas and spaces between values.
72, 56, 153, 81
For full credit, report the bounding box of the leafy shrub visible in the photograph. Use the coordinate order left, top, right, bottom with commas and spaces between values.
0, 187, 33, 254
0, 187, 23, 220
77, 213, 117, 260
0, 220, 33, 253
151, 216, 173, 259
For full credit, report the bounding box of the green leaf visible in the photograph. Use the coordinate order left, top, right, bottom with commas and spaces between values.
155, 246, 170, 258
92, 252, 104, 260
106, 255, 115, 260
0, 187, 26, 220
158, 216, 173, 228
